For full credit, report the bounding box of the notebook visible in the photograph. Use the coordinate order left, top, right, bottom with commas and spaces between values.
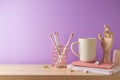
67, 64, 120, 75
72, 61, 114, 69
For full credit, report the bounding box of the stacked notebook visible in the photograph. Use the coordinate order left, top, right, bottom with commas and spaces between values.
67, 61, 120, 75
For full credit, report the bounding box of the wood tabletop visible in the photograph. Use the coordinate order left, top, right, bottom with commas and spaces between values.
0, 64, 120, 80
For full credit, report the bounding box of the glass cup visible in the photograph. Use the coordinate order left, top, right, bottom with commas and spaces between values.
52, 45, 68, 68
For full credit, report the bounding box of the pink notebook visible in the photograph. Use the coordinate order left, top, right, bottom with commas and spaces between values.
72, 61, 114, 69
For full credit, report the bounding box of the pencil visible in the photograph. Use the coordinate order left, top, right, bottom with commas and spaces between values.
54, 32, 58, 46
49, 33, 61, 55
55, 32, 74, 67
56, 32, 60, 47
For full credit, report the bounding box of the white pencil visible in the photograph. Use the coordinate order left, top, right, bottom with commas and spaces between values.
56, 32, 60, 47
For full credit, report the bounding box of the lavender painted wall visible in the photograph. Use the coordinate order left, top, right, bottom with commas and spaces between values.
0, 0, 120, 64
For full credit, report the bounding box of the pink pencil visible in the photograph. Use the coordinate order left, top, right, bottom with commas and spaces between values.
54, 32, 58, 46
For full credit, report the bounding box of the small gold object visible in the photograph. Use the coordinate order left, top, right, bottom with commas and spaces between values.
66, 69, 73, 73
42, 65, 49, 69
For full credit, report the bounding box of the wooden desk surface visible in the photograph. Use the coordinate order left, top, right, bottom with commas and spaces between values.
0, 64, 120, 80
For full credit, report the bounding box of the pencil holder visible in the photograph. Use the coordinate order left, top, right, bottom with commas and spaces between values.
52, 45, 68, 68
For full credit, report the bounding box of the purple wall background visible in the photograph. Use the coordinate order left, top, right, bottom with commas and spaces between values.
0, 0, 120, 64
